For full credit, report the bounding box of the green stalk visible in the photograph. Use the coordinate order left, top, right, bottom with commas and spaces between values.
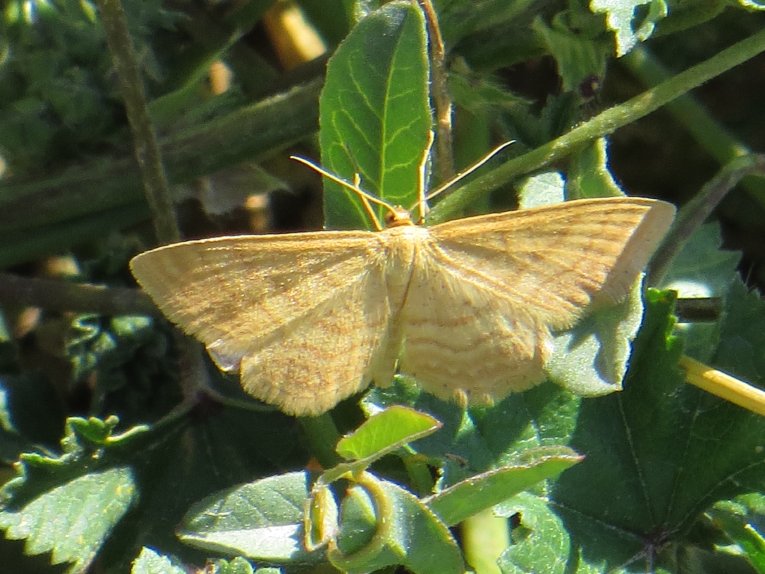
429, 28, 765, 222
623, 45, 765, 206
96, 0, 179, 243
300, 415, 342, 469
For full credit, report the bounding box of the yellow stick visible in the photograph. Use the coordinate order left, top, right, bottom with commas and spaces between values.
680, 355, 765, 417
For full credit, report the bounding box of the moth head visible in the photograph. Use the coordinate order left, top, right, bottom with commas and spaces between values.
384, 205, 415, 228
291, 155, 413, 232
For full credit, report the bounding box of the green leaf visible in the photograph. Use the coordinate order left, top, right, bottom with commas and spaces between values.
714, 277, 765, 385
109, 406, 305, 569
0, 408, 306, 572
497, 492, 572, 574
519, 171, 648, 396
64, 415, 131, 446
320, 0, 431, 229
533, 17, 608, 93
591, 0, 667, 56
426, 449, 582, 526
448, 66, 529, 115
368, 290, 765, 571
518, 171, 566, 207
659, 222, 741, 299
547, 290, 765, 571
335, 405, 441, 461
210, 556, 260, 574
362, 382, 496, 484
709, 497, 765, 574
178, 471, 316, 564
309, 406, 443, 549
566, 138, 622, 199
546, 278, 645, 396
0, 416, 147, 502
461, 508, 510, 574
432, 0, 537, 45
330, 473, 463, 574
65, 314, 154, 383
366, 376, 584, 493
659, 222, 741, 360
0, 416, 146, 573
0, 467, 136, 574
131, 547, 187, 574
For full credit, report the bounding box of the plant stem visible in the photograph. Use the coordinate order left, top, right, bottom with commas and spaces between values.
419, 0, 454, 183
96, 0, 179, 243
648, 154, 765, 286
622, 46, 748, 165
0, 81, 322, 234
300, 415, 342, 469
0, 272, 158, 316
428, 27, 765, 223
681, 355, 765, 417
0, 203, 147, 269
623, 45, 765, 209
402, 454, 435, 496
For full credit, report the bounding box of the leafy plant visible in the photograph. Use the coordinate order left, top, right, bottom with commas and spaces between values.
0, 0, 764, 573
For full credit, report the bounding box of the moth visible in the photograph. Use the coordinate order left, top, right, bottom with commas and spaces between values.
130, 161, 675, 416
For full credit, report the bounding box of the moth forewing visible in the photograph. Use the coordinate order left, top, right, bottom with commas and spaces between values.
592, 199, 676, 306
427, 197, 675, 328
129, 231, 395, 416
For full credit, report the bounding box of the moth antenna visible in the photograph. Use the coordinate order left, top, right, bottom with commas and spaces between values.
353, 173, 383, 232
291, 156, 401, 231
419, 141, 515, 207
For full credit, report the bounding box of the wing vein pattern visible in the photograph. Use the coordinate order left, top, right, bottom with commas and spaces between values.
130, 197, 675, 415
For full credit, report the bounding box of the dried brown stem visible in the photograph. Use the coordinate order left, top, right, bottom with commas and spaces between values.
0, 272, 159, 316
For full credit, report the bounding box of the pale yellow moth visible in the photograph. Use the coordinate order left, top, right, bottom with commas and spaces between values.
130, 161, 675, 416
